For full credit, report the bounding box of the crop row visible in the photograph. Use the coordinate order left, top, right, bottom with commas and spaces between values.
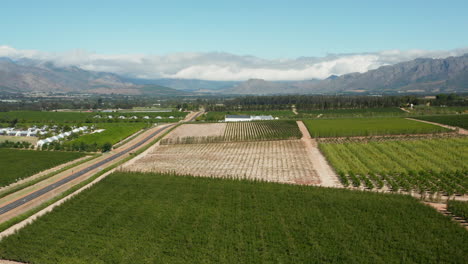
223, 121, 302, 141
320, 138, 468, 194
1, 171, 466, 263
337, 170, 468, 195
447, 200, 468, 220
0, 149, 85, 187
304, 117, 450, 138
413, 114, 468, 129
160, 121, 302, 144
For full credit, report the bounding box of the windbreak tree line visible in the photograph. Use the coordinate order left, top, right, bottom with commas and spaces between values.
204, 94, 467, 111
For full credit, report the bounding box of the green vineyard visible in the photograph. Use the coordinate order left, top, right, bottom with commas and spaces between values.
303, 117, 450, 137
413, 114, 468, 129
0, 149, 85, 187
319, 138, 468, 194
447, 200, 468, 220
0, 171, 466, 263
161, 121, 302, 144
224, 120, 301, 141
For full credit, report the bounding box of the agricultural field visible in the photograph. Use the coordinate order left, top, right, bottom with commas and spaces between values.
126, 140, 319, 185
297, 107, 406, 118
0, 111, 91, 123
409, 106, 468, 115
448, 200, 468, 220
413, 114, 468, 129
93, 111, 187, 122
164, 123, 226, 139
224, 121, 301, 141
0, 172, 466, 263
303, 117, 450, 137
199, 110, 295, 121
161, 121, 301, 144
65, 123, 148, 151
319, 138, 468, 194
0, 110, 185, 124
0, 149, 85, 187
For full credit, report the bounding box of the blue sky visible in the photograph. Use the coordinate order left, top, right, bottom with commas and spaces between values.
3, 0, 468, 58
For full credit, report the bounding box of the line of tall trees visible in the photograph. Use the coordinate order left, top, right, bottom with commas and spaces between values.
204, 94, 467, 111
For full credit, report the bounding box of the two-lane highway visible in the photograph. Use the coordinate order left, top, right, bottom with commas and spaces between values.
0, 111, 203, 215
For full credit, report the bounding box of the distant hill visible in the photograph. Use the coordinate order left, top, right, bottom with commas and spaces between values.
0, 58, 189, 96
225, 54, 468, 94
1, 54, 467, 95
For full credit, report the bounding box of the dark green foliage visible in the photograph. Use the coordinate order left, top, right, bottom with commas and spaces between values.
448, 200, 468, 220
414, 115, 468, 129
200, 110, 295, 121
0, 140, 32, 149
0, 172, 467, 263
304, 117, 450, 138
298, 107, 406, 118
0, 149, 85, 187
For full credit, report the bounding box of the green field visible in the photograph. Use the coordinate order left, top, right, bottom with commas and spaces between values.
224, 120, 301, 141
0, 111, 186, 124
448, 200, 468, 220
0, 149, 85, 187
200, 110, 295, 121
65, 123, 147, 151
0, 172, 466, 263
413, 115, 468, 129
319, 138, 468, 193
303, 117, 450, 137
410, 106, 468, 115
0, 111, 91, 123
297, 107, 406, 118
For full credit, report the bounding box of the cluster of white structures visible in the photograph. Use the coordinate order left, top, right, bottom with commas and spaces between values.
224, 115, 277, 122
36, 126, 89, 147
0, 126, 48, 137
94, 115, 175, 120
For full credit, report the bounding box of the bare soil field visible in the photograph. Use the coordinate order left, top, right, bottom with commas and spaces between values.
164, 123, 226, 139
125, 140, 320, 185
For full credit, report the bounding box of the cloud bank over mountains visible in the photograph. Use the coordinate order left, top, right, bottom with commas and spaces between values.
1, 45, 467, 81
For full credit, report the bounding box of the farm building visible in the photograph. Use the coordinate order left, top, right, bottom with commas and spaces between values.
225, 115, 274, 122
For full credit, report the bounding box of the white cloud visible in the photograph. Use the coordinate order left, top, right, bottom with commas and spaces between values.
1, 45, 467, 81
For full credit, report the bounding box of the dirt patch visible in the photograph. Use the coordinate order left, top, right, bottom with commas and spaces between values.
164, 123, 226, 139
125, 140, 320, 185
296, 121, 341, 188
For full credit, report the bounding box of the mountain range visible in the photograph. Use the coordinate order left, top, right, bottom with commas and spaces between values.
1, 54, 467, 96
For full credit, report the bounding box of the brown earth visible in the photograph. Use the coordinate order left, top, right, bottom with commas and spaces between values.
165, 123, 226, 139
125, 139, 320, 185
296, 121, 341, 187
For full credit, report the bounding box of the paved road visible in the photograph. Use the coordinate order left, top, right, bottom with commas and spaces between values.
0, 112, 202, 215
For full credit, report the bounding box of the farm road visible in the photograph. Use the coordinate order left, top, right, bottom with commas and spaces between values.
296, 121, 341, 188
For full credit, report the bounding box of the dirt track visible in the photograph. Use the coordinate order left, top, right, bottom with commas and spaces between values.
296, 121, 341, 187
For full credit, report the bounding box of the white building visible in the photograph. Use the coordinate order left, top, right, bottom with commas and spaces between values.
224, 115, 274, 122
